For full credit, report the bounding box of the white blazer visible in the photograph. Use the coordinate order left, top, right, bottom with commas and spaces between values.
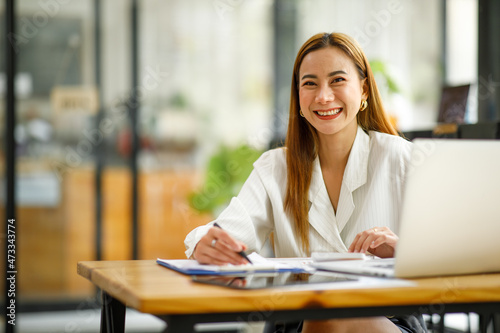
185, 126, 413, 258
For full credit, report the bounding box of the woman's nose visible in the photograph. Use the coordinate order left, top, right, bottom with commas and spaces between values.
315, 85, 334, 104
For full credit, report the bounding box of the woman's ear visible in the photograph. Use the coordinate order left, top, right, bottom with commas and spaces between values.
361, 78, 369, 100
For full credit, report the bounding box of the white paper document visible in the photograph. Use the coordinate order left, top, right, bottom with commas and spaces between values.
157, 252, 314, 275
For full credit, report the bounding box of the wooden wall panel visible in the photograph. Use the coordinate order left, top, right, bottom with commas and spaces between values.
102, 169, 132, 261
5, 168, 213, 300
63, 168, 95, 298
8, 206, 65, 302
139, 170, 212, 260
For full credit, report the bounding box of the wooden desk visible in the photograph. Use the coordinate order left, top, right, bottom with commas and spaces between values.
78, 260, 500, 333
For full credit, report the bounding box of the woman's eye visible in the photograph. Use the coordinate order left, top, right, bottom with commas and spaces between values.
302, 81, 316, 86
332, 77, 345, 83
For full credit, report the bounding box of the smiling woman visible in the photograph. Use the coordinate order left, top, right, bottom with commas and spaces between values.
185, 32, 424, 333
285, 32, 398, 254
283, 32, 423, 333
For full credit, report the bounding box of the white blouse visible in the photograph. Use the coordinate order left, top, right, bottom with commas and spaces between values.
185, 126, 413, 258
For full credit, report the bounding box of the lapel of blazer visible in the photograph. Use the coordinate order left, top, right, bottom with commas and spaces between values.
336, 127, 370, 233
308, 157, 347, 252
308, 127, 370, 249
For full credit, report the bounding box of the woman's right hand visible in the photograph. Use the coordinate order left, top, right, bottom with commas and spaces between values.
192, 226, 249, 266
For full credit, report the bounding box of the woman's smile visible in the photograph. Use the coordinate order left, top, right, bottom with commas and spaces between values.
314, 107, 343, 119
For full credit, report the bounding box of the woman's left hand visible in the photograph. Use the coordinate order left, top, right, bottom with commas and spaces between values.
348, 226, 398, 258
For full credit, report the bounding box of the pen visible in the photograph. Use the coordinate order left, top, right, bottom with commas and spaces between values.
213, 223, 253, 264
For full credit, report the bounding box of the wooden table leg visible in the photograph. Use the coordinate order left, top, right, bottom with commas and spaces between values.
482, 312, 500, 333
493, 313, 500, 333
163, 315, 195, 333
100, 292, 126, 333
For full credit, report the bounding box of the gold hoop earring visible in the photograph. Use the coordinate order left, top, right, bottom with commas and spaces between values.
300, 110, 305, 117
359, 99, 368, 112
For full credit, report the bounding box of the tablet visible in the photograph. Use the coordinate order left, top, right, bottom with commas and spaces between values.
191, 271, 358, 289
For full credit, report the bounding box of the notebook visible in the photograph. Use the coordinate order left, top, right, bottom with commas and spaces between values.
314, 139, 500, 278
157, 252, 313, 275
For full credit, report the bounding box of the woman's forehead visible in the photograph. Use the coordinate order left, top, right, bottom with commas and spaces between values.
299, 47, 355, 77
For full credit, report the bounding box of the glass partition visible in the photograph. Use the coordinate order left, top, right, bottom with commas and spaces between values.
2, 0, 97, 306
0, 0, 274, 312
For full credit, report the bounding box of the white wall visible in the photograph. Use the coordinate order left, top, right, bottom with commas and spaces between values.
446, 0, 478, 123
138, 0, 274, 165
296, 0, 443, 131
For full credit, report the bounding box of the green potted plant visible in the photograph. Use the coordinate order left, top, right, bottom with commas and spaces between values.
189, 143, 263, 216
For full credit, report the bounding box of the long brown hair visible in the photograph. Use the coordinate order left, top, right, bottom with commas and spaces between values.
284, 32, 397, 254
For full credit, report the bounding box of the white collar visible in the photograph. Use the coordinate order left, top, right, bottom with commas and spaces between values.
342, 126, 370, 192
306, 126, 371, 247
309, 126, 370, 203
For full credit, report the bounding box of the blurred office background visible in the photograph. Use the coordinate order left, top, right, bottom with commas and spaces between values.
1, 0, 498, 332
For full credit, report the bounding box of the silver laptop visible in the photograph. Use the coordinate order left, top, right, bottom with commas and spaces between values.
314, 139, 500, 278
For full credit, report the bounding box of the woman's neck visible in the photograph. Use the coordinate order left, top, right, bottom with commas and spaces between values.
317, 125, 358, 169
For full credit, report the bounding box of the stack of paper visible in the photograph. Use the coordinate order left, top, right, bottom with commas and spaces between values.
311, 252, 368, 262
157, 252, 313, 275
